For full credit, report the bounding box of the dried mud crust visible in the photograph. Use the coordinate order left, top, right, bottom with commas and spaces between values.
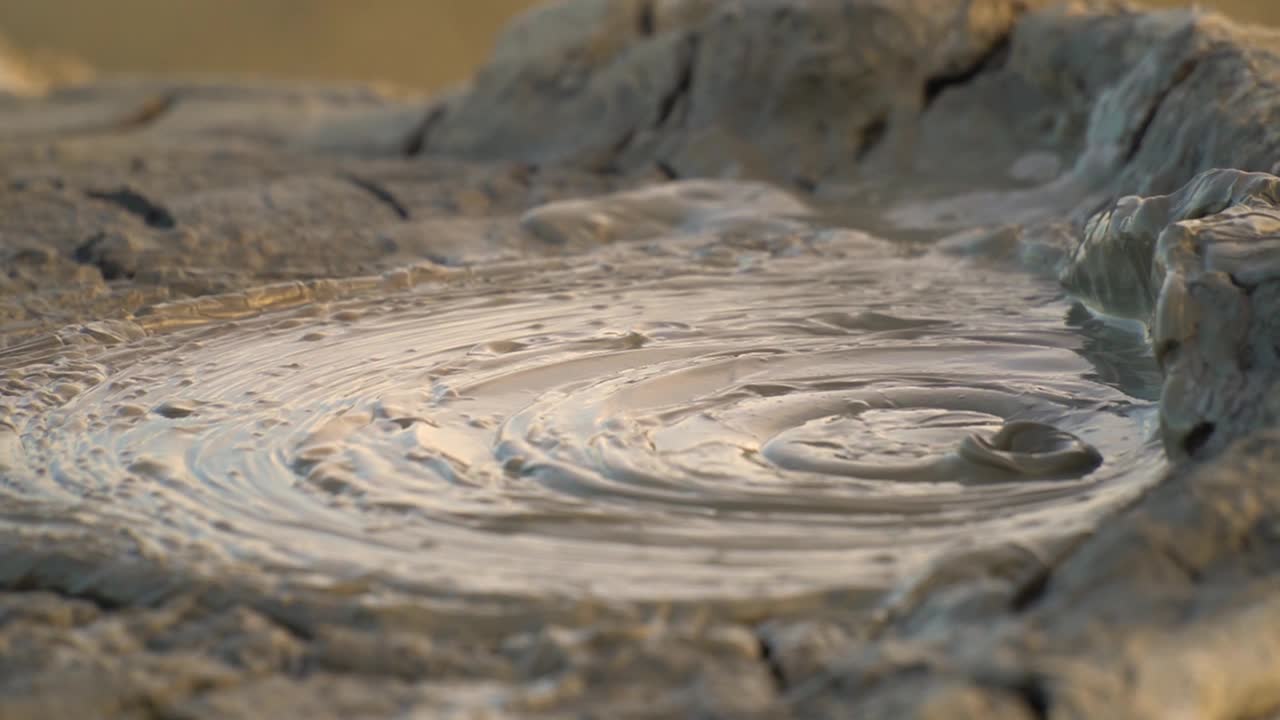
1063, 169, 1280, 461
5, 0, 1280, 718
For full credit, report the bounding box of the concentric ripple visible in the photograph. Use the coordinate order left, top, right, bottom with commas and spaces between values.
2, 191, 1165, 600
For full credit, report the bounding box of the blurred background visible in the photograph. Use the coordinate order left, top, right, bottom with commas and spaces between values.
0, 0, 1276, 93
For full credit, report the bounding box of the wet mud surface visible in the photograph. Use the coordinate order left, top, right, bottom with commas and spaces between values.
4, 1, 1280, 718
5, 184, 1162, 601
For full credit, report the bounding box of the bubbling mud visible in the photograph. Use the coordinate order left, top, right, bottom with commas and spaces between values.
1, 181, 1165, 600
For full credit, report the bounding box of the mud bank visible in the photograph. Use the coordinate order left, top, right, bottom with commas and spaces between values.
4, 1, 1280, 718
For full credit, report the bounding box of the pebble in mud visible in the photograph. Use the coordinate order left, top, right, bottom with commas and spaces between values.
153, 400, 198, 418
958, 420, 1102, 477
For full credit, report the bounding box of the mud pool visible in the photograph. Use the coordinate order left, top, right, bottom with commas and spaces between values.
1, 180, 1165, 601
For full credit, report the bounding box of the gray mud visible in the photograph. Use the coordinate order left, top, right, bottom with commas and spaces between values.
4, 1, 1280, 718
4, 181, 1163, 601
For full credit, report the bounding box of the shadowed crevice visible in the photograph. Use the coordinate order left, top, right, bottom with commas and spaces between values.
1010, 675, 1051, 720
112, 92, 178, 132
637, 0, 656, 36
754, 629, 789, 693
593, 128, 638, 174
339, 173, 412, 220
6, 583, 125, 614
1124, 58, 1199, 164
1009, 567, 1052, 613
5, 570, 128, 612
1158, 542, 1205, 583
923, 35, 1011, 108
855, 115, 889, 162
84, 187, 176, 229
655, 159, 680, 179
72, 231, 133, 280
655, 34, 700, 129
971, 672, 1051, 720
402, 105, 447, 157
1182, 421, 1216, 460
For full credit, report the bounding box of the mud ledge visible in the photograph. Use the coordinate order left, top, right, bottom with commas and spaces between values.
5, 1, 1280, 717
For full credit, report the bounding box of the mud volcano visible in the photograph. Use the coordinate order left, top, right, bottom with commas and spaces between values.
3, 1, 1280, 717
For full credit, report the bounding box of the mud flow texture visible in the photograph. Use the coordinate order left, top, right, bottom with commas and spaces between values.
4, 0, 1280, 718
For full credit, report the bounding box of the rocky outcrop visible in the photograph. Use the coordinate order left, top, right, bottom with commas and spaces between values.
1064, 169, 1280, 460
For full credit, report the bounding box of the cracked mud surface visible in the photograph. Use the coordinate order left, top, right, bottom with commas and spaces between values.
5, 1, 1280, 718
